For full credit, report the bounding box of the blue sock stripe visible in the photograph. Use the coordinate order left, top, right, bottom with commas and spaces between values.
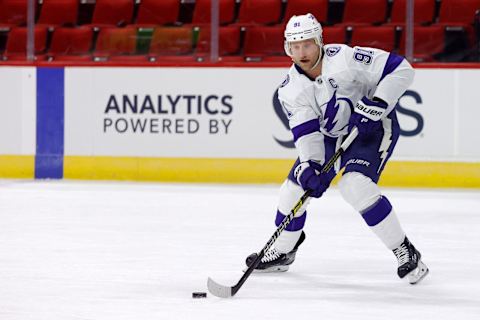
35, 67, 65, 179
275, 210, 307, 231
361, 196, 392, 227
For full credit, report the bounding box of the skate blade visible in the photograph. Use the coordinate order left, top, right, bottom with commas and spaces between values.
407, 260, 429, 285
242, 265, 289, 273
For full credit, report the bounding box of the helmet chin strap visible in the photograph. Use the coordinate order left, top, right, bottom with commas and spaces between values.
309, 46, 323, 71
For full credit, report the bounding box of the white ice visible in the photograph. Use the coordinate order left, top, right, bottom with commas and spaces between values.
0, 180, 479, 320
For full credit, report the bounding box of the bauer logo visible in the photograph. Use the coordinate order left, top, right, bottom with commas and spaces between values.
345, 159, 370, 167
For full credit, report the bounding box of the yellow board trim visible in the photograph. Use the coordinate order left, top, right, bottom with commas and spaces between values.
379, 161, 480, 188
63, 156, 480, 188
0, 155, 35, 178
63, 156, 293, 183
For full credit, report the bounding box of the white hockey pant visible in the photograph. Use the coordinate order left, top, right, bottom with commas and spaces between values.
338, 172, 405, 250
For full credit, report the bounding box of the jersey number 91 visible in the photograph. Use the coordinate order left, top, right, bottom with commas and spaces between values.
353, 48, 374, 65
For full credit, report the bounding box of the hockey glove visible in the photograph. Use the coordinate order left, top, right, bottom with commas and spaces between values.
348, 97, 388, 135
294, 161, 330, 198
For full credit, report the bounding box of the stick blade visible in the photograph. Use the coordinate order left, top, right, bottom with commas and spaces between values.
207, 277, 233, 298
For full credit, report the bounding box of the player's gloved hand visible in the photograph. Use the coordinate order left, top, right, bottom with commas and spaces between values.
294, 161, 330, 198
348, 97, 387, 135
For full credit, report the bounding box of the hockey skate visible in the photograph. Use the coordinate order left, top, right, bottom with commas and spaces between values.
393, 237, 429, 284
245, 231, 306, 273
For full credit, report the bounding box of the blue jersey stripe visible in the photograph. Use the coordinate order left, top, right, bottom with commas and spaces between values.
35, 68, 64, 179
378, 53, 404, 84
291, 118, 320, 142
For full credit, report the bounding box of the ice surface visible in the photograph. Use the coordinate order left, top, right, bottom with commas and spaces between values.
0, 180, 479, 320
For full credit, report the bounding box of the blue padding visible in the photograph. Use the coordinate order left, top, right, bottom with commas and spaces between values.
361, 196, 393, 227
275, 210, 307, 231
291, 119, 320, 142
35, 67, 64, 179
378, 53, 404, 84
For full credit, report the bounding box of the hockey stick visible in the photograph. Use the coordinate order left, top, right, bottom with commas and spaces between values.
207, 127, 359, 298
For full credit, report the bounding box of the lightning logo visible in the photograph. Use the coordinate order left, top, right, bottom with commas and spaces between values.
323, 91, 353, 132
377, 118, 393, 173
324, 91, 339, 131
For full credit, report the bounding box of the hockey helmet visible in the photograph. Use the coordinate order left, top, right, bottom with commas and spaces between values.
284, 13, 323, 56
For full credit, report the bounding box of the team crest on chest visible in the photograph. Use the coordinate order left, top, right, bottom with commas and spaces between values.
323, 91, 353, 132
326, 46, 341, 57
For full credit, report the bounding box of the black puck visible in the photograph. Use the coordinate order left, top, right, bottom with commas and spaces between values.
192, 292, 207, 298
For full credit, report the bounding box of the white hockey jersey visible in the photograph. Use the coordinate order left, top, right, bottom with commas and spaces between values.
277, 44, 414, 164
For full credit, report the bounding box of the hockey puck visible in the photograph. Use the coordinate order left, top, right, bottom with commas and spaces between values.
192, 292, 207, 298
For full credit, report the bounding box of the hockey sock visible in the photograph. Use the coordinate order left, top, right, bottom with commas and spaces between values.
274, 210, 305, 253
361, 196, 405, 250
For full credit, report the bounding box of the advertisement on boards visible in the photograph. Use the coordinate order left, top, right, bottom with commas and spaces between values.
64, 67, 480, 161
65, 67, 295, 158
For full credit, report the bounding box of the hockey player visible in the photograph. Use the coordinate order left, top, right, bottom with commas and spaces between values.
246, 13, 429, 284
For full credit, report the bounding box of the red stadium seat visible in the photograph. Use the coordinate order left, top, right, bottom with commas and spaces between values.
48, 27, 93, 59
399, 26, 445, 61
237, 0, 282, 25
192, 0, 236, 25
136, 0, 180, 26
438, 0, 480, 25
149, 26, 194, 57
243, 26, 284, 59
3, 26, 48, 60
283, 0, 328, 24
323, 26, 346, 44
388, 0, 435, 26
350, 26, 396, 52
38, 0, 78, 27
0, 0, 29, 26
341, 0, 387, 26
195, 26, 241, 56
437, 0, 480, 53
91, 0, 134, 27
94, 26, 138, 59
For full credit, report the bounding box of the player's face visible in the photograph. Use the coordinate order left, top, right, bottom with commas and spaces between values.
289, 39, 320, 70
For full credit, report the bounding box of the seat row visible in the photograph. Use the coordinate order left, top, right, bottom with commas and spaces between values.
0, 24, 473, 63
0, 0, 479, 28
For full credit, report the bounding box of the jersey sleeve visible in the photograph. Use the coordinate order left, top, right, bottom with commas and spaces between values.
278, 87, 327, 164
346, 46, 414, 114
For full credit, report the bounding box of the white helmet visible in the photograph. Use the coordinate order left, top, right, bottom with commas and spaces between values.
284, 13, 323, 57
